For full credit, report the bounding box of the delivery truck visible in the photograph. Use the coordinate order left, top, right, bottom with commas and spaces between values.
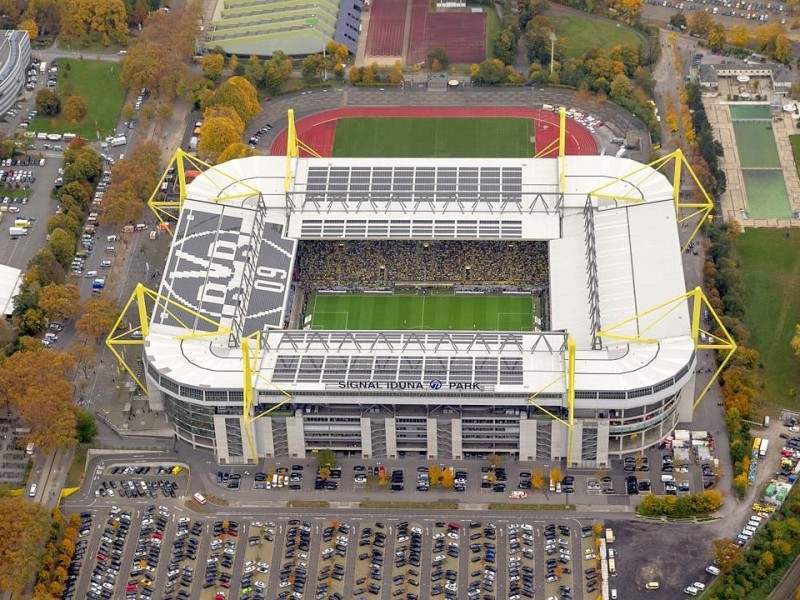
9, 226, 27, 236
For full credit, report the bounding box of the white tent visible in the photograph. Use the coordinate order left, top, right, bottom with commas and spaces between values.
0, 264, 22, 317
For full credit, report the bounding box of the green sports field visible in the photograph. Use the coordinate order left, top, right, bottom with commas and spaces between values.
736, 229, 800, 408
311, 294, 535, 331
332, 117, 534, 158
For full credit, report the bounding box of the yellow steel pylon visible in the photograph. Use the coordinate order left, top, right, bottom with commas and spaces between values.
588, 148, 714, 253
596, 286, 736, 409
528, 334, 575, 465
241, 330, 293, 460
284, 108, 322, 193
106, 283, 234, 393
148, 149, 264, 236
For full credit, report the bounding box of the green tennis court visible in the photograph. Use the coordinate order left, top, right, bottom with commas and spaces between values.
311, 294, 535, 331
732, 121, 781, 168
332, 117, 534, 158
729, 105, 772, 120
742, 170, 792, 219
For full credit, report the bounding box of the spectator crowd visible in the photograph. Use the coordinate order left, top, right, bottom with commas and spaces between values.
296, 240, 549, 289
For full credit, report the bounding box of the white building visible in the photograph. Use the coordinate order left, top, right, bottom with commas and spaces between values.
0, 31, 31, 116
141, 154, 697, 467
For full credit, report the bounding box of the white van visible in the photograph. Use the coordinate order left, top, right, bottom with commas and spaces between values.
106, 234, 117, 242
192, 492, 207, 505
706, 565, 720, 576
661, 474, 675, 483
100, 260, 112, 268
85, 270, 97, 278
645, 582, 660, 590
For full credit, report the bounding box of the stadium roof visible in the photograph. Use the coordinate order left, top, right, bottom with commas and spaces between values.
146, 153, 692, 401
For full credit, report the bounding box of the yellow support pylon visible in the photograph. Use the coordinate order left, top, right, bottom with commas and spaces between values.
106, 283, 234, 393
596, 286, 736, 409
241, 331, 294, 459
284, 109, 322, 194
588, 148, 714, 253
148, 149, 265, 236
527, 334, 576, 465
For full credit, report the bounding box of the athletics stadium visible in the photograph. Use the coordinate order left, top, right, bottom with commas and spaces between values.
112, 108, 732, 468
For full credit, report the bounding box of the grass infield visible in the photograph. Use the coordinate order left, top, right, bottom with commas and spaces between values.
735, 228, 800, 407
332, 117, 534, 158
29, 58, 125, 139
552, 15, 641, 59
311, 294, 534, 331
790, 135, 800, 178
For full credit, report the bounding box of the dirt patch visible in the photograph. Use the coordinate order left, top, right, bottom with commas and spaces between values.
609, 519, 713, 599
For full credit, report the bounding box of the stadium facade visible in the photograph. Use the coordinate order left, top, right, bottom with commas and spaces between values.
141, 153, 699, 468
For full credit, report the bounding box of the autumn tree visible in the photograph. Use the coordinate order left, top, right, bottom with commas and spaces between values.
0, 498, 52, 594
301, 54, 327, 84
264, 50, 293, 94
427, 47, 450, 70
708, 23, 726, 51
243, 55, 264, 87
441, 467, 454, 489
36, 89, 60, 116
67, 340, 97, 380
27, 249, 65, 287
218, 142, 256, 163
531, 468, 544, 490
198, 114, 242, 160
388, 60, 403, 85
728, 24, 750, 47
204, 76, 260, 126
549, 468, 563, 487
20, 18, 39, 41
62, 94, 87, 123
688, 11, 714, 37
316, 448, 336, 470
201, 53, 225, 81
62, 0, 129, 45
63, 144, 102, 185
792, 323, 800, 359
38, 284, 81, 323
47, 228, 76, 269
101, 141, 162, 226
712, 538, 743, 573
76, 295, 119, 342
428, 465, 443, 486
0, 348, 78, 450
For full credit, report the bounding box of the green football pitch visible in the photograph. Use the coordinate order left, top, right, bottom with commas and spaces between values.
332, 117, 534, 158
310, 294, 535, 331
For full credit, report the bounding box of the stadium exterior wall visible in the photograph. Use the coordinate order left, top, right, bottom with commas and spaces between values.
145, 364, 695, 468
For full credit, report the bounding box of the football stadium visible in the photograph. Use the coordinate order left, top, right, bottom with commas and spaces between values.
118, 109, 729, 467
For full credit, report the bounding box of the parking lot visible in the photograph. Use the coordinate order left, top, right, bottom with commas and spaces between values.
66, 459, 612, 600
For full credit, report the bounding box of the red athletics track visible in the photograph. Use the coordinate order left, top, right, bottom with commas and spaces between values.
270, 107, 599, 158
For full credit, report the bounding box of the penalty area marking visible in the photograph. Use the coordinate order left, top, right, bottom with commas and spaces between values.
310, 311, 349, 330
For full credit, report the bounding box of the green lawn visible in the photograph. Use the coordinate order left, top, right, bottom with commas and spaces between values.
484, 3, 501, 60
791, 135, 800, 178
28, 59, 126, 139
735, 229, 800, 408
552, 15, 642, 59
311, 294, 535, 331
332, 117, 534, 158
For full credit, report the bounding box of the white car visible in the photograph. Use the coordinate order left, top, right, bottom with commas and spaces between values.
684, 586, 699, 596
706, 565, 720, 576
28, 483, 37, 497
693, 582, 706, 591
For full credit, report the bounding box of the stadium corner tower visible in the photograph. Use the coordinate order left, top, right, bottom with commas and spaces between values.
143, 152, 699, 467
